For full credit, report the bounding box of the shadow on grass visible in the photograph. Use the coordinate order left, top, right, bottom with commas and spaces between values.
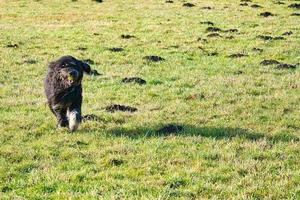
105, 124, 299, 143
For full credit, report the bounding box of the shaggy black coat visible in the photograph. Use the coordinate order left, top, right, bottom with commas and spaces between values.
44, 55, 91, 129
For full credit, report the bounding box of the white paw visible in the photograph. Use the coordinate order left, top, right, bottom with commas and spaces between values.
68, 111, 80, 132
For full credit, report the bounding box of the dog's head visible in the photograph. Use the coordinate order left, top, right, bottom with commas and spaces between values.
49, 55, 91, 86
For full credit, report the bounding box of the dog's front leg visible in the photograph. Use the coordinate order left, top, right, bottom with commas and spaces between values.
67, 102, 81, 132
67, 108, 81, 132
51, 106, 68, 128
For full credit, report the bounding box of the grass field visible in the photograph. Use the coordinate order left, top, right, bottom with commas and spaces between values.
0, 0, 300, 199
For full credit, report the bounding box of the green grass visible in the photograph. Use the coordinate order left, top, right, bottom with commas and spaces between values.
0, 0, 300, 199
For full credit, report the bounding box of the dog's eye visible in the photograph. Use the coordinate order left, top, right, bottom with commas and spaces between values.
69, 61, 77, 66
61, 63, 69, 68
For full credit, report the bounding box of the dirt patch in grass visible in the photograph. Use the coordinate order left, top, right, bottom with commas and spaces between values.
260, 59, 281, 65
259, 12, 274, 17
234, 70, 244, 75
257, 35, 284, 41
186, 94, 198, 100
257, 35, 273, 40
206, 27, 222, 32
23, 59, 37, 64
143, 55, 165, 62
157, 124, 184, 134
121, 34, 135, 39
2, 186, 12, 193
122, 77, 146, 85
260, 60, 297, 69
273, 36, 284, 40
109, 158, 124, 166
291, 13, 300, 16
183, 3, 195, 7
206, 27, 238, 34
106, 104, 138, 113
288, 4, 300, 9
77, 47, 87, 51
282, 31, 293, 36
274, 1, 285, 5
109, 47, 124, 52
228, 53, 248, 58
276, 63, 297, 69
208, 52, 219, 56
224, 28, 238, 33
252, 48, 263, 52
6, 44, 19, 48
197, 37, 208, 42
251, 4, 262, 8
226, 36, 235, 39
168, 179, 187, 189
169, 45, 180, 48
207, 33, 222, 38
201, 6, 212, 9
240, 3, 248, 6
186, 93, 205, 100
200, 21, 214, 26
198, 47, 218, 56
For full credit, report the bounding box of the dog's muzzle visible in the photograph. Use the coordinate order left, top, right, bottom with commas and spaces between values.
60, 69, 79, 85
67, 70, 79, 83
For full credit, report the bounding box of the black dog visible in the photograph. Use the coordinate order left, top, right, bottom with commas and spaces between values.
44, 55, 91, 131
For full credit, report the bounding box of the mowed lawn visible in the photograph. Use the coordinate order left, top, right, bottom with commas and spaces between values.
0, 0, 300, 199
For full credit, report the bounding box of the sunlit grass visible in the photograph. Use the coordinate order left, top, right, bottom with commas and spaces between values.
0, 0, 299, 199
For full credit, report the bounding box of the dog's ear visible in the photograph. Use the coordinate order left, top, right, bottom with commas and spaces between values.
48, 61, 60, 69
81, 61, 91, 74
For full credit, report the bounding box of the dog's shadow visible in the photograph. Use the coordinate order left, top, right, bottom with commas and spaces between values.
81, 115, 298, 143
108, 125, 298, 143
